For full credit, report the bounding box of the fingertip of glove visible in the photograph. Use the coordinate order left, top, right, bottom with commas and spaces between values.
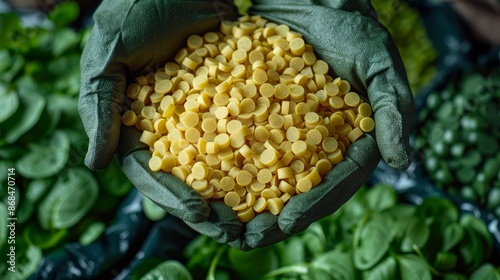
84, 151, 113, 171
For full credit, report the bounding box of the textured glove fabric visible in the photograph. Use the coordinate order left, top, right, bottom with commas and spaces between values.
79, 0, 414, 251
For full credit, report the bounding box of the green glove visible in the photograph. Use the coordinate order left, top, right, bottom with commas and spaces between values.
79, 0, 414, 251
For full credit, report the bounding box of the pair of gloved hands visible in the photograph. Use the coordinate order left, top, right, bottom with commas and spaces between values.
79, 0, 414, 251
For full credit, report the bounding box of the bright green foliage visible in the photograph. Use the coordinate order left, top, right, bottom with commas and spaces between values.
181, 184, 497, 280
416, 71, 500, 217
371, 0, 437, 94
0, 2, 133, 278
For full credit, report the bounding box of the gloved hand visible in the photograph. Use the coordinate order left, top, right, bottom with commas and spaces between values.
79, 0, 414, 251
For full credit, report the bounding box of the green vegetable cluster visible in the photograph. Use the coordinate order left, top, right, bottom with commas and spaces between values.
0, 3, 133, 278
371, 0, 437, 94
131, 184, 498, 280
416, 70, 500, 218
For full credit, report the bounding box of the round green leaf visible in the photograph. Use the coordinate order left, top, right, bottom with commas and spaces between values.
79, 221, 106, 245
142, 197, 168, 222
397, 254, 431, 280
400, 218, 430, 252
0, 85, 18, 123
0, 85, 45, 144
48, 1, 80, 28
434, 251, 457, 271
97, 157, 133, 197
140, 260, 192, 280
17, 130, 70, 179
470, 264, 500, 280
311, 249, 356, 280
365, 184, 397, 212
442, 223, 464, 252
363, 256, 397, 280
25, 178, 53, 202
354, 219, 391, 270
51, 168, 99, 229
38, 168, 98, 230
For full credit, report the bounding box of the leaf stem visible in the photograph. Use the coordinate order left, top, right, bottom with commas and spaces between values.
206, 246, 227, 280
412, 244, 442, 276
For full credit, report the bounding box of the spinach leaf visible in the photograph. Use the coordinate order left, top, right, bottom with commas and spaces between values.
459, 215, 493, 258
47, 1, 80, 28
228, 246, 279, 280
458, 228, 485, 271
17, 130, 70, 179
140, 260, 192, 280
311, 249, 356, 280
38, 168, 98, 230
142, 196, 167, 221
365, 184, 397, 212
1, 243, 42, 280
353, 217, 391, 270
400, 217, 430, 252
25, 178, 53, 202
434, 251, 458, 271
363, 256, 398, 280
397, 254, 431, 280
470, 264, 500, 280
130, 258, 164, 280
0, 84, 18, 123
0, 85, 45, 145
442, 223, 464, 252
97, 157, 133, 197
0, 13, 21, 49
79, 221, 106, 245
278, 238, 305, 267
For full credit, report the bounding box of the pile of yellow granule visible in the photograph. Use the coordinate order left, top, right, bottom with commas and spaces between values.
121, 15, 375, 222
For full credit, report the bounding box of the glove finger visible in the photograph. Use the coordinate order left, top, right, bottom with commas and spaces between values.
79, 37, 126, 170
242, 213, 290, 250
117, 126, 210, 223
185, 201, 242, 244
366, 52, 414, 170
279, 135, 380, 234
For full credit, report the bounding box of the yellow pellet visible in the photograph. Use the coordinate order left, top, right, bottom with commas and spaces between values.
360, 117, 375, 132
122, 110, 137, 126
267, 198, 284, 215
224, 191, 241, 207
237, 207, 255, 223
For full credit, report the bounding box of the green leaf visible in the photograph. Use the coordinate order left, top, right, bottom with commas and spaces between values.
79, 221, 106, 245
397, 254, 431, 280
400, 218, 430, 252
97, 157, 133, 197
363, 256, 398, 280
353, 218, 391, 270
38, 168, 98, 230
470, 264, 500, 280
0, 84, 18, 123
0, 13, 21, 49
416, 197, 458, 225
311, 249, 356, 280
25, 178, 53, 202
458, 227, 485, 271
278, 237, 305, 267
0, 54, 23, 83
459, 215, 493, 258
17, 130, 70, 179
228, 246, 279, 280
48, 1, 80, 28
1, 243, 43, 280
443, 272, 467, 280
434, 251, 457, 271
365, 184, 397, 212
140, 260, 192, 280
0, 83, 45, 145
23, 223, 67, 249
50, 29, 80, 56
142, 196, 167, 221
442, 223, 464, 252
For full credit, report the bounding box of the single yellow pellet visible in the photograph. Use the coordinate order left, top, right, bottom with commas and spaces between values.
122, 110, 137, 126
316, 158, 332, 175
224, 191, 241, 207
192, 179, 208, 192
237, 207, 255, 222
296, 178, 312, 193
253, 197, 267, 212
322, 137, 338, 153
140, 130, 157, 147
220, 176, 236, 191
344, 92, 360, 107
358, 102, 372, 117
236, 170, 253, 186
260, 149, 278, 166
348, 127, 364, 143
267, 197, 284, 215
360, 117, 375, 132
192, 162, 209, 180
292, 140, 307, 156
148, 156, 163, 172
